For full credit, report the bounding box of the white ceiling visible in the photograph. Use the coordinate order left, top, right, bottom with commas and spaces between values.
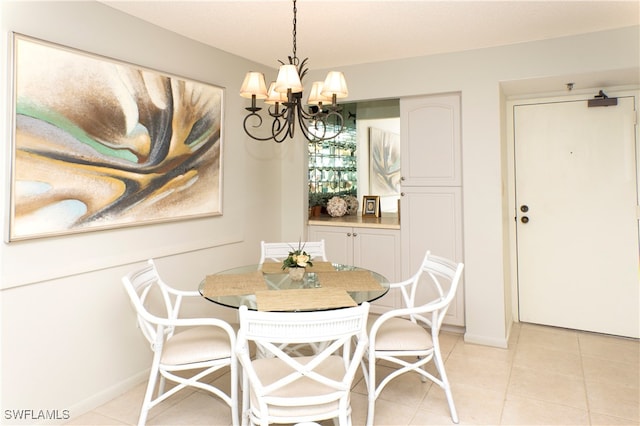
101, 1, 639, 70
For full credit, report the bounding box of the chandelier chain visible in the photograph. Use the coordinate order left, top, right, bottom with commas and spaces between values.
292, 0, 297, 62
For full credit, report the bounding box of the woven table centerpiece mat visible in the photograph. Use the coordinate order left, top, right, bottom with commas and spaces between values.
202, 271, 268, 297
260, 261, 336, 274
315, 270, 384, 291
255, 287, 357, 312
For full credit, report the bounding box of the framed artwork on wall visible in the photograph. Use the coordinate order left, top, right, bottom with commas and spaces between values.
369, 127, 401, 197
7, 33, 224, 242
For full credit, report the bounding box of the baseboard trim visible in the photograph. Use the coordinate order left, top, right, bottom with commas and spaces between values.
64, 370, 149, 424
440, 324, 465, 335
463, 332, 508, 348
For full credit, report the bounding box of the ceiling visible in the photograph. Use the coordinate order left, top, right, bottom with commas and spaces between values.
100, 1, 639, 70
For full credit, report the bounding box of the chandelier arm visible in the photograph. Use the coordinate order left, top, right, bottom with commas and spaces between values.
298, 103, 346, 142
295, 102, 318, 140
298, 104, 324, 140
243, 112, 289, 142
268, 105, 287, 119
272, 116, 289, 143
299, 118, 324, 141
326, 109, 346, 132
269, 115, 292, 143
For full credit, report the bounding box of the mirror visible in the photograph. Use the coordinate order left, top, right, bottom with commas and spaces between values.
308, 99, 400, 215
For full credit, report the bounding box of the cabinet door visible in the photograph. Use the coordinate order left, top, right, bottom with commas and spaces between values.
352, 228, 400, 282
400, 94, 461, 186
400, 187, 464, 326
353, 228, 401, 313
308, 225, 353, 264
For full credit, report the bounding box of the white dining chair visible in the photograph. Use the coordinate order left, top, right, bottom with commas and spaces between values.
122, 259, 238, 426
259, 240, 328, 264
236, 302, 370, 426
258, 239, 332, 357
363, 251, 464, 425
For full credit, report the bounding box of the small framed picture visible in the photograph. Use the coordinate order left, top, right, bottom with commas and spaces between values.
362, 196, 381, 217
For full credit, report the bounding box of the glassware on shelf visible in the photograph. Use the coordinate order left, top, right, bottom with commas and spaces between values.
307, 120, 357, 205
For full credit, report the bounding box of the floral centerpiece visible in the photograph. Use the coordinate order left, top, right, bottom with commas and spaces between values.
282, 241, 313, 280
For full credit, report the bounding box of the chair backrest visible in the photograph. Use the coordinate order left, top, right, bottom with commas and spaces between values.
236, 303, 370, 414
121, 260, 178, 348
259, 240, 328, 264
399, 251, 464, 330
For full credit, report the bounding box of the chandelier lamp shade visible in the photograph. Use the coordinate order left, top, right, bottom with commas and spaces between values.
239, 0, 348, 143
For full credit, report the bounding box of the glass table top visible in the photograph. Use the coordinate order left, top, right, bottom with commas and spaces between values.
199, 263, 390, 311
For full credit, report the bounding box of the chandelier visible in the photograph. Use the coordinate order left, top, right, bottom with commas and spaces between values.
239, 0, 348, 143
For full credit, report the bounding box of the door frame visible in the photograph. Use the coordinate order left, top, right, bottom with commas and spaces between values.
505, 87, 639, 324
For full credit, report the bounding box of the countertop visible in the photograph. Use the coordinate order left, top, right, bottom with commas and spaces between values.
308, 214, 400, 230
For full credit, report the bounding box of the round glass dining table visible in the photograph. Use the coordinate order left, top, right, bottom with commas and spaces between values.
199, 263, 390, 311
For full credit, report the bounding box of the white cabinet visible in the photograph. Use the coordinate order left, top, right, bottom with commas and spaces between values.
400, 93, 465, 327
308, 225, 401, 314
401, 94, 461, 186
400, 187, 464, 326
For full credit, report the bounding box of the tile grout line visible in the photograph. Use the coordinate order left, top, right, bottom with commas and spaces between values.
573, 331, 593, 425
497, 325, 520, 425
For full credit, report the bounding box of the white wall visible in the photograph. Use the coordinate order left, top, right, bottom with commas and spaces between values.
0, 0, 286, 419
307, 25, 640, 347
1, 0, 638, 420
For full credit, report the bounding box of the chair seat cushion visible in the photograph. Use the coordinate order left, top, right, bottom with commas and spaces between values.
161, 326, 232, 365
370, 317, 433, 351
250, 355, 345, 418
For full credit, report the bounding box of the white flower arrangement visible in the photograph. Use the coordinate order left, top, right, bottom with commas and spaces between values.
282, 241, 313, 270
326, 196, 348, 217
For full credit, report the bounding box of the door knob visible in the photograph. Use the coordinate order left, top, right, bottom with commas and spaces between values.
521, 216, 529, 223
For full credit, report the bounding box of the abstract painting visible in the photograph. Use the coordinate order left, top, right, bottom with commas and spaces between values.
9, 34, 223, 241
369, 127, 401, 196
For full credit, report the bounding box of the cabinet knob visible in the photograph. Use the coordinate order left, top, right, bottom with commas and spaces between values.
401, 192, 405, 197
353, 232, 358, 237
347, 233, 352, 237
400, 176, 405, 181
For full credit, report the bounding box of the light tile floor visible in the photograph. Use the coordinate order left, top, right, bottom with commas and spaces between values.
68, 322, 639, 425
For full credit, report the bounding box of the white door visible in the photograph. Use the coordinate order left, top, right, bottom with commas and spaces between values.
515, 95, 639, 338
